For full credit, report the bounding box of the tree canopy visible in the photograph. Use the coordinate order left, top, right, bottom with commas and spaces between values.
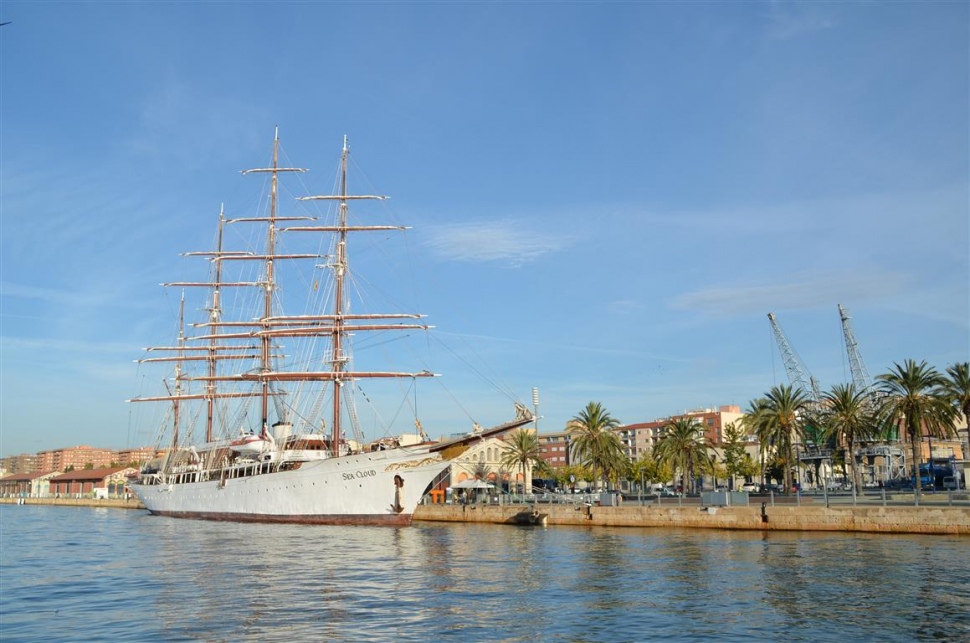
653, 417, 715, 494
820, 383, 875, 489
876, 359, 957, 494
499, 428, 545, 493
567, 402, 627, 491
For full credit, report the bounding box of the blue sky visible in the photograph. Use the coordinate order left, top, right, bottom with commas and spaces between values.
1, 2, 967, 458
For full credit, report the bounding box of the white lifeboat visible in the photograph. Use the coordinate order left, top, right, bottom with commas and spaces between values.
230, 432, 271, 455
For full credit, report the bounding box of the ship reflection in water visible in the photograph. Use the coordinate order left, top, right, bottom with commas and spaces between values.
2, 506, 968, 642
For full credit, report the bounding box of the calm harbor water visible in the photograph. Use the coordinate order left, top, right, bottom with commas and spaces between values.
1, 505, 968, 642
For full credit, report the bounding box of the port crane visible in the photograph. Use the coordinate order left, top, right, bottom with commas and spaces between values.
838, 304, 874, 394
837, 304, 905, 482
767, 312, 822, 403
767, 312, 830, 485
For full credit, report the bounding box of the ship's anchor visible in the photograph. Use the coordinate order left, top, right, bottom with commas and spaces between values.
392, 474, 404, 513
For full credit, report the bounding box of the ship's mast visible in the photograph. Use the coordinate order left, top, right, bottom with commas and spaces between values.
235, 127, 310, 436
140, 134, 435, 454
205, 206, 226, 443
171, 293, 186, 449
131, 133, 536, 462
330, 137, 350, 453
293, 136, 436, 456
260, 131, 281, 435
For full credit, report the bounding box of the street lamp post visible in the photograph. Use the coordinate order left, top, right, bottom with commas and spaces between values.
640, 469, 644, 507
927, 436, 935, 492
530, 387, 539, 497
532, 387, 539, 433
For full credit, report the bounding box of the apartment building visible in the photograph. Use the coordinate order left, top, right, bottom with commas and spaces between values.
618, 405, 745, 460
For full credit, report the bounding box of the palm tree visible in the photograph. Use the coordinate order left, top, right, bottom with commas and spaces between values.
499, 428, 544, 494
753, 384, 812, 493
876, 360, 958, 494
653, 417, 715, 494
567, 402, 627, 491
820, 383, 875, 490
741, 397, 769, 487
943, 362, 970, 453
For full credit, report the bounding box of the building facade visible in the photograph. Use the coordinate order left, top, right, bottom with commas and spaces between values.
537, 431, 570, 470
48, 467, 138, 497
0, 453, 39, 475
0, 471, 60, 497
618, 405, 745, 460
36, 446, 115, 472
115, 447, 158, 467
444, 436, 521, 494
2, 446, 157, 475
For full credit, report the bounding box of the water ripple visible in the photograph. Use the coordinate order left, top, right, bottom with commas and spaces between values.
1, 507, 968, 642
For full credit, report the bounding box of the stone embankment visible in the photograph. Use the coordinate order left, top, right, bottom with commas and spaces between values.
6, 496, 968, 534
0, 497, 144, 510
413, 502, 970, 535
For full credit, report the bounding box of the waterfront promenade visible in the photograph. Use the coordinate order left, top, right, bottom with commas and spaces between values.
3, 494, 968, 534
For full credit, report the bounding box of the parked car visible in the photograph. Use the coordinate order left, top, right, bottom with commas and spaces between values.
883, 478, 915, 491
741, 483, 760, 493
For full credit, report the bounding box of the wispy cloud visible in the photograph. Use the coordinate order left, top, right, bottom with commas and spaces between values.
606, 299, 645, 315
0, 335, 136, 355
424, 220, 575, 266
669, 269, 914, 318
764, 1, 839, 41
435, 330, 692, 363
629, 184, 968, 241
1, 281, 112, 307
129, 75, 267, 169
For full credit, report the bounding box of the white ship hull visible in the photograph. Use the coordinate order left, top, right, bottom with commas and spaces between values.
130, 447, 445, 526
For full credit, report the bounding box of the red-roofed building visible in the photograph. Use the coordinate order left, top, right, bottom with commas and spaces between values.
49, 467, 138, 498
0, 471, 60, 497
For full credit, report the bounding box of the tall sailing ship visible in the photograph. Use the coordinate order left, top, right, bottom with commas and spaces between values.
128, 132, 533, 525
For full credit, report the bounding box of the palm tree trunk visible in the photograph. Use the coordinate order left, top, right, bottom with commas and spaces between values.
759, 450, 766, 489
910, 424, 922, 495
783, 453, 791, 493
848, 439, 858, 491
782, 440, 792, 493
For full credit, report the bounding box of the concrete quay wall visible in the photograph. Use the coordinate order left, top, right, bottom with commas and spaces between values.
413, 503, 970, 535
0, 497, 145, 510
5, 497, 967, 534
